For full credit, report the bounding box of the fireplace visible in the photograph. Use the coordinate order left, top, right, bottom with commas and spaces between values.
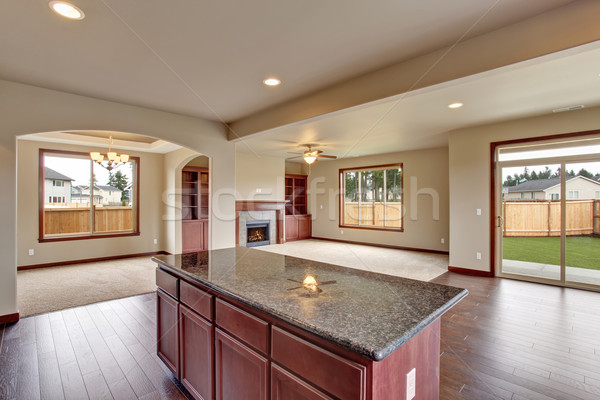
246, 220, 270, 247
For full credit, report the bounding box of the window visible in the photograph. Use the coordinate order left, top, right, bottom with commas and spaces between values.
40, 149, 139, 241
567, 190, 579, 200
340, 164, 403, 231
551, 193, 560, 200
596, 191, 600, 199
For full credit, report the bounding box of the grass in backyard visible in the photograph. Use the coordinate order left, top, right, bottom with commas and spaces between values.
503, 236, 600, 270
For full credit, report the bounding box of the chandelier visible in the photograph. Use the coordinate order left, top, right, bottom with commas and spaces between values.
90, 136, 130, 171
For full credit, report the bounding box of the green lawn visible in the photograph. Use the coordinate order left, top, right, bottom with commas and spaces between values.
503, 236, 600, 270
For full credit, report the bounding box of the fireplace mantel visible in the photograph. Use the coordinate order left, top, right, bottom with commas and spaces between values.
235, 200, 288, 246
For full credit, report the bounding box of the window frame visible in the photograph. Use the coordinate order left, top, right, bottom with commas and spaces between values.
339, 163, 404, 232
39, 149, 140, 242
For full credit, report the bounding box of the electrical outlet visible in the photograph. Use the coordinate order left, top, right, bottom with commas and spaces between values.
153, 238, 158, 245
320, 204, 323, 209
28, 249, 34, 256
441, 238, 445, 244
476, 252, 482, 260
340, 230, 344, 235
256, 188, 262, 193
406, 368, 416, 400
476, 208, 482, 216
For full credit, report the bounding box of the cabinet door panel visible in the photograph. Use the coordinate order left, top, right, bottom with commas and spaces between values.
298, 216, 311, 239
271, 364, 333, 400
180, 305, 213, 400
285, 216, 299, 241
157, 289, 179, 377
215, 329, 268, 400
216, 299, 269, 354
182, 220, 204, 252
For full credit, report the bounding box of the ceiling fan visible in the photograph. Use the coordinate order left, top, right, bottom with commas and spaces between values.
287, 144, 337, 164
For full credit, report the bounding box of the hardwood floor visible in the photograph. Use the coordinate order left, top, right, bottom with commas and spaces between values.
0, 293, 189, 400
433, 273, 600, 400
1, 273, 599, 399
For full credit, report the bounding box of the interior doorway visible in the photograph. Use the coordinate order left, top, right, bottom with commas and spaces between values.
494, 134, 600, 291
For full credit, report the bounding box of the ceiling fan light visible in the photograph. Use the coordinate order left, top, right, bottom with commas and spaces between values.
303, 155, 317, 164
49, 1, 85, 20
121, 154, 130, 163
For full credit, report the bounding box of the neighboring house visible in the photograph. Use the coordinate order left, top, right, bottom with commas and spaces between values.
503, 176, 600, 200
44, 167, 73, 204
71, 185, 122, 206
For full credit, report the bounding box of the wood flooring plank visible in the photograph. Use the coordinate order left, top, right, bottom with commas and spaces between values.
49, 312, 77, 366
74, 307, 125, 385
119, 296, 156, 337
82, 370, 113, 400
108, 300, 154, 352
107, 378, 137, 400
35, 314, 55, 355
38, 348, 65, 400
19, 317, 37, 346
95, 303, 138, 347
17, 341, 41, 400
0, 337, 19, 400
103, 335, 155, 398
59, 360, 89, 400
61, 309, 100, 376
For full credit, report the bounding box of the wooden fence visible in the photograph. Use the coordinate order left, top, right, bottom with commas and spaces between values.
44, 206, 133, 235
343, 202, 402, 228
503, 200, 600, 237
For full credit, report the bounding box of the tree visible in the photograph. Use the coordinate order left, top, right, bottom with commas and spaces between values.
107, 170, 130, 204
578, 168, 594, 179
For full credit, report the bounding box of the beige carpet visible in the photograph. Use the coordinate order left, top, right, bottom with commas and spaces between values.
257, 239, 449, 282
17, 256, 157, 317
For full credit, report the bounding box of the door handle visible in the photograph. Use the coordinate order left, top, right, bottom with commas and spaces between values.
497, 215, 504, 228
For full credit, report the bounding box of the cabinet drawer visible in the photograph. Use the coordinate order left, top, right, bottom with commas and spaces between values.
271, 327, 366, 400
215, 299, 269, 354
271, 364, 333, 400
156, 268, 179, 299
180, 280, 213, 321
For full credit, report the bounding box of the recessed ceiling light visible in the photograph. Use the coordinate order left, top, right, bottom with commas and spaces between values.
448, 102, 463, 109
49, 1, 85, 20
263, 78, 281, 86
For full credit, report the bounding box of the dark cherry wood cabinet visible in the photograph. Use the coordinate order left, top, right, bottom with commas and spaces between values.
179, 305, 213, 400
156, 265, 442, 400
215, 329, 269, 400
182, 167, 209, 252
285, 174, 311, 242
157, 288, 179, 377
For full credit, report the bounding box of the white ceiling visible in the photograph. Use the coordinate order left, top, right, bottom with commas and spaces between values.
0, 0, 576, 124
237, 41, 600, 160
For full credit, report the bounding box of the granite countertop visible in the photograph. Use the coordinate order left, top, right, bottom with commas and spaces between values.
152, 247, 467, 361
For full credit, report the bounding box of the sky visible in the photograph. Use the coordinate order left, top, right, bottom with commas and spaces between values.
45, 155, 133, 186
500, 145, 600, 181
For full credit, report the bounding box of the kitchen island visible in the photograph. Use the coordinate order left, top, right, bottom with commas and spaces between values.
153, 247, 467, 400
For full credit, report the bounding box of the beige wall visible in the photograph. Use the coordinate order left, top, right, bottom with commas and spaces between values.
0, 79, 235, 318
186, 155, 209, 168
308, 147, 449, 252
449, 106, 600, 272
285, 161, 309, 175
236, 152, 285, 200
17, 139, 164, 267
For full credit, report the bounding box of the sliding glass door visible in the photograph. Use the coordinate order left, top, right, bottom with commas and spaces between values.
495, 138, 600, 290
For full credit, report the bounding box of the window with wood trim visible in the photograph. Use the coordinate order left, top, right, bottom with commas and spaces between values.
339, 164, 403, 231
39, 149, 139, 241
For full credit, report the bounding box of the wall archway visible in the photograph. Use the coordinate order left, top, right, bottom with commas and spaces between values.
0, 79, 236, 319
